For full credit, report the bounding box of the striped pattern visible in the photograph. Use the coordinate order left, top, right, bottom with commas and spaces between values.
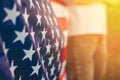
51, 1, 68, 80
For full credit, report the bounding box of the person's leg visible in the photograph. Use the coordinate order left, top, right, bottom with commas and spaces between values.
93, 36, 107, 80
67, 34, 100, 80
67, 36, 77, 80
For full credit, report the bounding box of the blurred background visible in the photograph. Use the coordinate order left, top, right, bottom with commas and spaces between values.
105, 4, 120, 80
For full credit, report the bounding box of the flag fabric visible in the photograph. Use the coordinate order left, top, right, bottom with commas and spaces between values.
0, 0, 64, 80
51, 1, 68, 80
0, 35, 14, 80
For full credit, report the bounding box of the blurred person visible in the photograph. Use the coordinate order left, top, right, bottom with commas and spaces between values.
0, 0, 65, 80
67, 0, 108, 80
67, 0, 120, 80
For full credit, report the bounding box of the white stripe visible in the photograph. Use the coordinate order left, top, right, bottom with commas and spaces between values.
63, 74, 67, 80
60, 61, 66, 77
63, 30, 68, 47
51, 2, 68, 18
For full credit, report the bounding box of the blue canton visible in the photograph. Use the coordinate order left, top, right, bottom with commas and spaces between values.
0, 0, 64, 80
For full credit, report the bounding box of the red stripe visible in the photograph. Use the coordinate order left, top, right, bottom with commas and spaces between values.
51, 0, 67, 6
59, 70, 66, 80
62, 47, 67, 62
57, 18, 68, 31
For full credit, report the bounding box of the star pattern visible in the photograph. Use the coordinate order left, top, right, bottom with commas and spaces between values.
56, 28, 60, 38
53, 76, 57, 80
41, 75, 46, 80
31, 61, 41, 76
53, 16, 58, 25
36, 12, 42, 26
10, 61, 17, 78
47, 5, 51, 14
58, 62, 61, 71
22, 8, 30, 26
51, 30, 55, 39
48, 54, 54, 66
46, 41, 51, 55
41, 27, 47, 41
55, 39, 59, 51
49, 17, 53, 26
19, 76, 22, 80
42, 57, 45, 66
50, 65, 55, 76
36, 0, 40, 9
23, 45, 35, 61
0, 0, 64, 80
57, 51, 61, 62
17, 0, 22, 7
36, 42, 41, 53
42, 2, 46, 12
14, 26, 28, 44
29, 0, 34, 9
44, 16, 49, 25
3, 4, 20, 25
2, 42, 9, 55
30, 27, 35, 43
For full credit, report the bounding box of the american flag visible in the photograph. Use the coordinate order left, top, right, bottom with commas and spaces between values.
51, 0, 68, 80
0, 0, 64, 80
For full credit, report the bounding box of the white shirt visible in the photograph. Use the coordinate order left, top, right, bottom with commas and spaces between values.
68, 3, 107, 36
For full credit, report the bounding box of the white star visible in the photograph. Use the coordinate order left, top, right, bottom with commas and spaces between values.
47, 6, 51, 13
13, 26, 28, 44
29, 0, 34, 9
53, 75, 57, 80
30, 27, 35, 43
44, 16, 49, 25
46, 71, 49, 80
3, 4, 20, 25
61, 37, 64, 48
50, 65, 55, 76
41, 27, 47, 41
17, 0, 22, 6
10, 60, 17, 78
51, 30, 54, 39
59, 61, 67, 77
55, 39, 59, 51
36, 42, 41, 61
23, 44, 35, 61
31, 61, 41, 76
41, 75, 46, 80
53, 16, 58, 25
49, 17, 53, 26
56, 28, 60, 38
36, 12, 42, 26
58, 62, 61, 71
48, 54, 54, 66
42, 57, 45, 67
42, 2, 46, 12
22, 8, 29, 26
19, 76, 22, 80
36, 0, 40, 9
46, 41, 51, 55
2, 42, 9, 55
36, 42, 41, 53
57, 51, 61, 62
